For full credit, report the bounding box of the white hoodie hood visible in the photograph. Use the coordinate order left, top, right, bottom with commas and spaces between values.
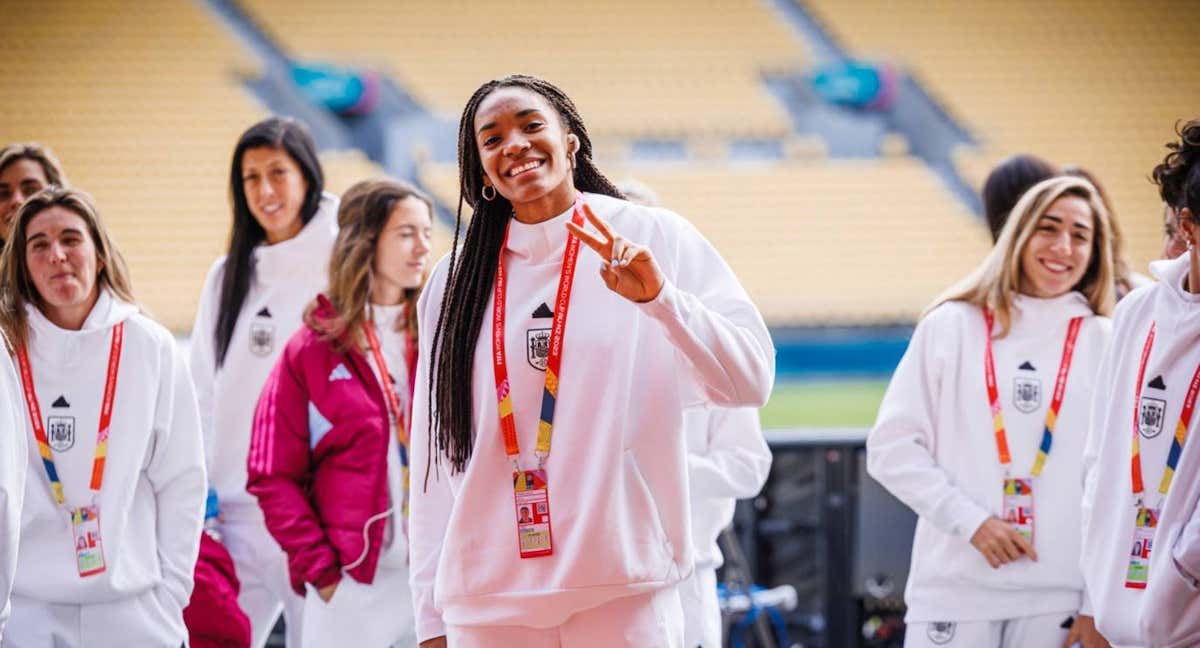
1082, 254, 1200, 647
189, 192, 338, 508
13, 290, 205, 631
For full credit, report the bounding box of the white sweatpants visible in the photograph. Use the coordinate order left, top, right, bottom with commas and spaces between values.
446, 586, 684, 648
6, 589, 184, 648
905, 612, 1073, 648
301, 564, 416, 648
678, 567, 721, 648
222, 502, 304, 648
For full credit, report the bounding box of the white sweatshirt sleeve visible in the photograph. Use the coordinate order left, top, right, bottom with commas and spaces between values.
866, 309, 991, 540
188, 259, 222, 476
688, 407, 772, 500
148, 336, 208, 613
637, 215, 774, 409
1079, 320, 1119, 617
0, 353, 27, 639
408, 259, 453, 642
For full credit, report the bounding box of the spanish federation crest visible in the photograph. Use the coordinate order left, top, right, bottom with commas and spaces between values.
47, 416, 75, 452
927, 621, 955, 644
1013, 377, 1041, 413
249, 322, 274, 357
1139, 397, 1167, 439
526, 328, 550, 371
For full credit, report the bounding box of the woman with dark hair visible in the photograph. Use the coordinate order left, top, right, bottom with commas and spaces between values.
188, 116, 338, 647
408, 75, 773, 647
982, 154, 1058, 243
247, 178, 432, 648
1079, 118, 1200, 648
0, 187, 205, 646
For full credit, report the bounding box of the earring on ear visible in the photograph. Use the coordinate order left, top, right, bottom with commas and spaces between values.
481, 184, 496, 202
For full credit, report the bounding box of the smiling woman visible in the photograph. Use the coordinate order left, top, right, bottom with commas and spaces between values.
866, 176, 1116, 648
409, 75, 774, 647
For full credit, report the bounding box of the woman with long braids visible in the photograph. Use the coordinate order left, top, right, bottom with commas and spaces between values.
189, 117, 338, 647
408, 75, 774, 647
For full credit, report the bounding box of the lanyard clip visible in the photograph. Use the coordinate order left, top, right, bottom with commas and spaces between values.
535, 451, 548, 470
511, 457, 521, 475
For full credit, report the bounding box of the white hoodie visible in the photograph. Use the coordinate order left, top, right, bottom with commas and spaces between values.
685, 406, 772, 569
0, 350, 27, 638
12, 290, 206, 626
1082, 255, 1200, 647
868, 293, 1110, 623
408, 192, 774, 641
189, 193, 338, 508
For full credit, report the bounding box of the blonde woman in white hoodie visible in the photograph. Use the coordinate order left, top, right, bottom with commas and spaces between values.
188, 117, 338, 648
0, 187, 206, 647
1076, 119, 1200, 648
409, 75, 774, 647
0, 350, 27, 644
869, 176, 1115, 648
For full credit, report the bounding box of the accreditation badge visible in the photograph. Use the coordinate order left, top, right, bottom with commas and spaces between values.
1125, 506, 1158, 589
71, 505, 106, 577
1002, 477, 1035, 543
513, 469, 553, 558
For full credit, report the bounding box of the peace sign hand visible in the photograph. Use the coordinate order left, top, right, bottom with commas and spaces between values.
566, 203, 665, 303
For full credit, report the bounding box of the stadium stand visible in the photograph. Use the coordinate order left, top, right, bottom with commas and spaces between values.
239, 0, 806, 139
803, 0, 1200, 272
0, 0, 265, 331
420, 159, 992, 324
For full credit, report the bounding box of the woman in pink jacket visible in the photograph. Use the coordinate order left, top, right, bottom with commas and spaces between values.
247, 178, 434, 648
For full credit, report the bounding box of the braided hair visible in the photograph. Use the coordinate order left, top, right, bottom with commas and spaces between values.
427, 75, 623, 477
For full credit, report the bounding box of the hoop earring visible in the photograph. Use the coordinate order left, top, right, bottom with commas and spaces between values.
481, 184, 496, 202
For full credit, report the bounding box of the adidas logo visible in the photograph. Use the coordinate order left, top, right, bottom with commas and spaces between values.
1018, 361, 1036, 371
1148, 375, 1167, 390
51, 395, 71, 408
532, 303, 553, 319
328, 364, 352, 382
256, 307, 272, 319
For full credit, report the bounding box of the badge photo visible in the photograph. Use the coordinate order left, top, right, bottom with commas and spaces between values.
1012, 376, 1041, 413
249, 321, 275, 357
927, 621, 955, 645
526, 328, 550, 371
47, 415, 75, 452
1139, 396, 1167, 439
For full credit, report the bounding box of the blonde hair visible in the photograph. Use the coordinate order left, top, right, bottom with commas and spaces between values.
0, 186, 136, 352
308, 179, 433, 351
925, 175, 1115, 336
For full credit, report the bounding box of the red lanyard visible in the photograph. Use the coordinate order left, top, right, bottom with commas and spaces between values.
983, 310, 1083, 476
492, 199, 586, 467
16, 323, 124, 506
1130, 322, 1200, 500
362, 320, 414, 462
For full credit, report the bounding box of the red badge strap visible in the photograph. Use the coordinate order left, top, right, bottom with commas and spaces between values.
983, 309, 1083, 476
363, 320, 412, 458
1131, 322, 1200, 499
16, 323, 124, 506
493, 197, 586, 469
